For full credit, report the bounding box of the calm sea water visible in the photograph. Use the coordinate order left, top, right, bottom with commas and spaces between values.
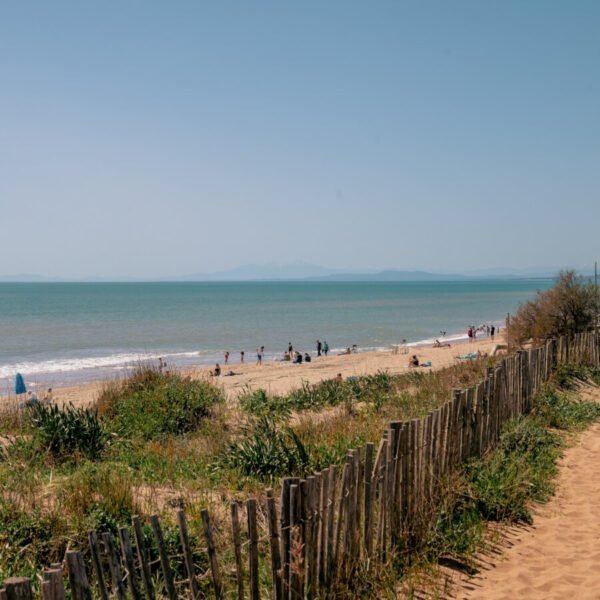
0, 280, 552, 392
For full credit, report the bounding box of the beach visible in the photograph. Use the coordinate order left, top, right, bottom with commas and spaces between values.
0, 336, 499, 410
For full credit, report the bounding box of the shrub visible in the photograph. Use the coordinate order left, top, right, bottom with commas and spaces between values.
534, 385, 600, 431
28, 403, 106, 461
239, 388, 291, 420
287, 379, 353, 411
509, 270, 598, 345
0, 502, 68, 580
59, 462, 140, 531
98, 366, 223, 441
219, 416, 310, 481
553, 363, 589, 389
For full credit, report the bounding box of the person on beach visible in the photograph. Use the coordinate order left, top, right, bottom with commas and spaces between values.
294, 352, 303, 364
288, 342, 293, 354
316, 340, 322, 356
323, 340, 329, 356
304, 352, 312, 363
334, 373, 343, 384
408, 355, 419, 368
256, 348, 262, 365
433, 339, 451, 348
43, 388, 53, 403
240, 351, 245, 363
338, 347, 351, 356
224, 351, 229, 365
490, 325, 495, 340
467, 326, 473, 342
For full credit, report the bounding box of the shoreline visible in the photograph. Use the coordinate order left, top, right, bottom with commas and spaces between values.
0, 336, 501, 411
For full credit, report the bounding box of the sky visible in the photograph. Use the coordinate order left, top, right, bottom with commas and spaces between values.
1, 1, 599, 279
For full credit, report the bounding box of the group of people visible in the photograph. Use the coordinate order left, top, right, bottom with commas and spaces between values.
210, 339, 339, 377
13, 373, 54, 408
467, 324, 497, 342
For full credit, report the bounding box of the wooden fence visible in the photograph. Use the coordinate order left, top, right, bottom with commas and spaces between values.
2, 332, 599, 600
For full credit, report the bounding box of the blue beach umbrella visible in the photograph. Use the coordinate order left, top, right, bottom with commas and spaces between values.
15, 373, 26, 395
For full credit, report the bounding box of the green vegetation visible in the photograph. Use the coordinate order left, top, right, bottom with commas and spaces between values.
29, 402, 107, 461
1, 354, 598, 592
419, 374, 600, 578
98, 365, 223, 440
509, 270, 599, 345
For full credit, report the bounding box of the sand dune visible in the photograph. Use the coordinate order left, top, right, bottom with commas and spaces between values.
453, 385, 600, 600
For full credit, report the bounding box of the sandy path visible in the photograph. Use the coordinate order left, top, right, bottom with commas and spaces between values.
0, 338, 498, 410
455, 392, 600, 600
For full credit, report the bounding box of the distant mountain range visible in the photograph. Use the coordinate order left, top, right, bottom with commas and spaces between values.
0, 262, 579, 283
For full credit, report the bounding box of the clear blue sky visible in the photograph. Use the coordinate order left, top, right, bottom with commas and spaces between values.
1, 1, 598, 278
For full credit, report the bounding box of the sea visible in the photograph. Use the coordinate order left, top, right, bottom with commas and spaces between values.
0, 280, 553, 394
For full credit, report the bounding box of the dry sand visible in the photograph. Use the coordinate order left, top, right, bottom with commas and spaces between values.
452, 385, 600, 600
1, 337, 498, 410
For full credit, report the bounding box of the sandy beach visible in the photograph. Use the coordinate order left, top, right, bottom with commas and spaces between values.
452, 384, 600, 600
1, 337, 500, 410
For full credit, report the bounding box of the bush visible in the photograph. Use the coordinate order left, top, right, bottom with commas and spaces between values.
0, 502, 68, 580
534, 385, 600, 431
469, 418, 560, 523
553, 363, 589, 389
509, 270, 598, 345
59, 462, 140, 531
239, 388, 291, 420
219, 416, 310, 481
98, 366, 223, 441
29, 403, 107, 461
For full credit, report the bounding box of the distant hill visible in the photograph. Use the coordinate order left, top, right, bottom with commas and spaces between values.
304, 270, 466, 282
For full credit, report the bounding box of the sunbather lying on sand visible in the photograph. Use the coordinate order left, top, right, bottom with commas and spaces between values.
433, 339, 451, 348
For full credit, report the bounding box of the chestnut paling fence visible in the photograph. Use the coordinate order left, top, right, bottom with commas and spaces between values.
1, 332, 599, 600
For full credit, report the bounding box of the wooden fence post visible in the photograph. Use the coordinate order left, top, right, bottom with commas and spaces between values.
176, 510, 200, 600
246, 499, 261, 600
230, 502, 245, 600
266, 490, 283, 600
150, 516, 177, 600
66, 551, 92, 600
132, 516, 155, 600
3, 578, 32, 600
201, 509, 223, 599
